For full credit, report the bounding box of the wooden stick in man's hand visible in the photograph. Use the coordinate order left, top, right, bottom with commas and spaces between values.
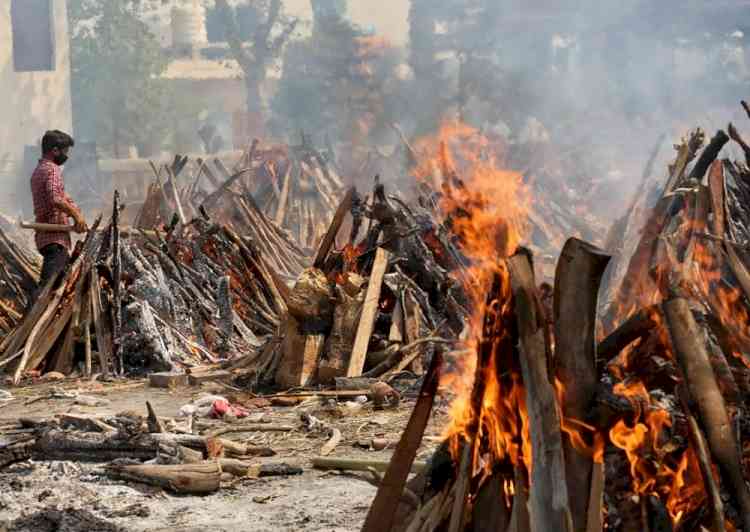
19, 220, 81, 233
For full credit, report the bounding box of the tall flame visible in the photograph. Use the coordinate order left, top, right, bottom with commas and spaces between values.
411, 121, 531, 471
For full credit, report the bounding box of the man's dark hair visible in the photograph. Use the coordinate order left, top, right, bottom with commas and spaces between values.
41, 130, 75, 154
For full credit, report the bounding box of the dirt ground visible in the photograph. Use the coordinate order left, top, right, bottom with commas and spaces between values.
0, 378, 448, 531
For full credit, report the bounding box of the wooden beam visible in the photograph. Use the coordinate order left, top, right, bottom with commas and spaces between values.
346, 247, 390, 377
361, 351, 442, 532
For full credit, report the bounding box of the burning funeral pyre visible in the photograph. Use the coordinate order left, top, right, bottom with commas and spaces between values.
360, 105, 750, 532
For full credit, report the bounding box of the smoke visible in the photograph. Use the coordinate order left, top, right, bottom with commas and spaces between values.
367, 0, 750, 221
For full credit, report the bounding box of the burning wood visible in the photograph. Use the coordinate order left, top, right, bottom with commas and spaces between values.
359, 106, 750, 532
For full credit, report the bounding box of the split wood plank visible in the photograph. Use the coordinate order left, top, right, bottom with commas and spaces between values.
361, 351, 442, 532
347, 247, 390, 377
508, 252, 573, 532
274, 164, 292, 226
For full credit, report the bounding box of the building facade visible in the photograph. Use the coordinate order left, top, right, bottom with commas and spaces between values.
0, 0, 73, 210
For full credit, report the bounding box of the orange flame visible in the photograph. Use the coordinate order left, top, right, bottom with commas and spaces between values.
410, 121, 535, 475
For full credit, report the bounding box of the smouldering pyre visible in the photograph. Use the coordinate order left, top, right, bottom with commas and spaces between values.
363, 105, 750, 532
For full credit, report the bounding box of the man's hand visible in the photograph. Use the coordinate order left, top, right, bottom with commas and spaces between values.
73, 215, 88, 234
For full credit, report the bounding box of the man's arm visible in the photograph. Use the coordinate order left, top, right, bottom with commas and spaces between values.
46, 167, 87, 233
53, 196, 87, 232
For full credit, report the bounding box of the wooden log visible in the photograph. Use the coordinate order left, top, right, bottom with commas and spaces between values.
12, 274, 67, 384
274, 164, 292, 226
106, 462, 220, 494
275, 317, 325, 388
313, 187, 355, 268
0, 438, 35, 469
347, 247, 390, 377
312, 457, 427, 474
554, 238, 611, 532
403, 292, 425, 375
188, 370, 232, 386
90, 269, 112, 375
508, 252, 573, 532
146, 401, 166, 433
286, 267, 334, 324
361, 351, 442, 532
218, 459, 302, 478
165, 167, 187, 225
58, 414, 116, 433
708, 160, 726, 238
707, 161, 750, 306
83, 299, 92, 378
597, 305, 660, 366
149, 372, 188, 388
585, 462, 604, 532
686, 411, 725, 532
663, 297, 750, 531
320, 282, 365, 383
112, 190, 123, 375
508, 465, 531, 532
689, 129, 729, 181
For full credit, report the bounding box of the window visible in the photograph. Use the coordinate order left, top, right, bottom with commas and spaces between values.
11, 0, 55, 72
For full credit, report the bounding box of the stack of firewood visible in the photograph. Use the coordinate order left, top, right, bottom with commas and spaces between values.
266, 177, 469, 390
0, 222, 39, 336
0, 185, 292, 383
246, 140, 345, 252
360, 104, 750, 532
135, 143, 309, 281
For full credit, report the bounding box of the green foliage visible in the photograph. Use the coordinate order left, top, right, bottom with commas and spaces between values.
67, 0, 186, 156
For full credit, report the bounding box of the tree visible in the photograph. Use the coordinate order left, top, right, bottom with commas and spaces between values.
215, 0, 297, 121
205, 2, 263, 43
271, 0, 402, 147
67, 0, 178, 157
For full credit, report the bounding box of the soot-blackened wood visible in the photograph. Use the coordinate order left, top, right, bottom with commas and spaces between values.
471, 473, 511, 532
361, 350, 442, 532
708, 160, 726, 238
664, 297, 750, 531
314, 187, 355, 268
554, 237, 611, 532
0, 438, 35, 469
508, 252, 573, 532
596, 305, 661, 368
112, 190, 123, 375
689, 129, 730, 181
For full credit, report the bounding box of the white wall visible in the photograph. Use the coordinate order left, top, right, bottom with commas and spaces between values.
0, 0, 73, 210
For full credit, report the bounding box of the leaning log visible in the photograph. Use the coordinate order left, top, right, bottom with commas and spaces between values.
663, 297, 750, 530
362, 351, 442, 532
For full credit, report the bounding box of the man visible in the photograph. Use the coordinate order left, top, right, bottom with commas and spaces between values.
30, 130, 87, 302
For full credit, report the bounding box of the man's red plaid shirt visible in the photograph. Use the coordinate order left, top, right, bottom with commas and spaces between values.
31, 159, 72, 252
